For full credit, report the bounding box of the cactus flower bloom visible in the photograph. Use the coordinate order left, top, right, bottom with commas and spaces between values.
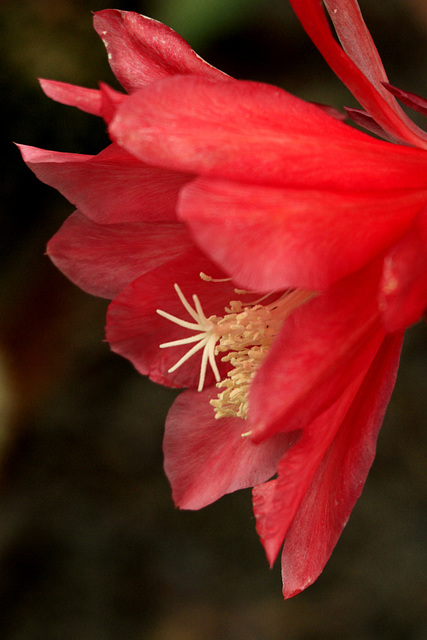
20, 0, 427, 598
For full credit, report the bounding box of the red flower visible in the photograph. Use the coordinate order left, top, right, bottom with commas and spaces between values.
20, 2, 427, 598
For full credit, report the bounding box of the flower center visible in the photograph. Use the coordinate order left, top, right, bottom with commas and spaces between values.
156, 278, 313, 420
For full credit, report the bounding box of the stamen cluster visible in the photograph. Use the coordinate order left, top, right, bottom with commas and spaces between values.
210, 298, 284, 419
157, 283, 312, 420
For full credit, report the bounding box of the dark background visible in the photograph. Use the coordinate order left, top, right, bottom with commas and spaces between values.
1, 1, 427, 638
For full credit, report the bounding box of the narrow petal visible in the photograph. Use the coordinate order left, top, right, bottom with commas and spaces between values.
248, 261, 385, 443
19, 143, 192, 223
380, 206, 427, 331
164, 388, 298, 510
93, 10, 227, 93
383, 83, 427, 118
39, 78, 103, 116
344, 107, 397, 141
47, 212, 194, 298
312, 102, 346, 121
279, 333, 402, 598
39, 79, 126, 124
179, 177, 426, 291
288, 0, 427, 147
109, 76, 427, 191
106, 250, 235, 389
253, 370, 370, 567
323, 0, 390, 97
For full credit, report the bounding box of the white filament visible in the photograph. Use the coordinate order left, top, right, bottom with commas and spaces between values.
156, 284, 220, 392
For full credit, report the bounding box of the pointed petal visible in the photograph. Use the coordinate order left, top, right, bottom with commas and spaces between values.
312, 102, 346, 121
288, 0, 427, 147
19, 143, 191, 223
380, 206, 427, 331
248, 261, 385, 443
109, 76, 427, 190
252, 333, 402, 582
164, 388, 298, 510
383, 83, 427, 118
39, 79, 126, 124
93, 10, 227, 93
39, 78, 103, 116
279, 333, 402, 598
344, 107, 397, 141
106, 250, 235, 389
47, 212, 194, 298
252, 371, 369, 567
323, 0, 390, 95
179, 177, 425, 291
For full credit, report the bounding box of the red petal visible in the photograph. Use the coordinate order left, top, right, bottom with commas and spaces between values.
252, 333, 401, 580
323, 0, 390, 96
39, 79, 103, 116
98, 82, 126, 123
311, 102, 346, 121
106, 250, 235, 389
39, 79, 126, 124
344, 107, 397, 142
380, 206, 427, 331
248, 261, 385, 443
279, 333, 402, 598
19, 143, 191, 223
383, 83, 427, 118
179, 177, 424, 291
93, 10, 227, 93
288, 0, 427, 147
253, 371, 369, 567
109, 76, 427, 191
47, 212, 194, 299
164, 388, 298, 510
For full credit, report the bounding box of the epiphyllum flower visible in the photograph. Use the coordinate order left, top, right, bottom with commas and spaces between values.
20, 0, 427, 598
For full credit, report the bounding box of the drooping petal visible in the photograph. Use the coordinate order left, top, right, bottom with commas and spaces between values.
106, 249, 235, 389
279, 333, 402, 598
248, 260, 385, 443
93, 10, 228, 93
47, 211, 194, 298
164, 388, 299, 510
380, 206, 427, 332
252, 369, 370, 567
109, 76, 427, 191
179, 177, 425, 291
19, 143, 192, 223
288, 0, 427, 147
